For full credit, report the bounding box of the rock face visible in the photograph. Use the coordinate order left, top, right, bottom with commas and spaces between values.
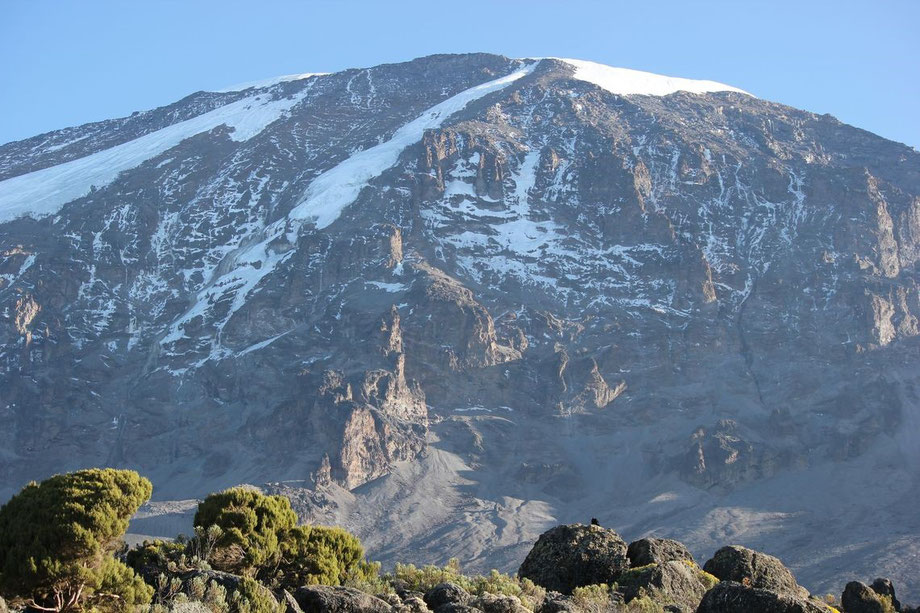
517, 524, 628, 593
293, 586, 393, 613
703, 546, 809, 599
696, 581, 827, 613
626, 538, 696, 567
1, 53, 920, 598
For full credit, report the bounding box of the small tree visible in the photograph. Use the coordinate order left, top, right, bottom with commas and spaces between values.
0, 468, 154, 612
193, 487, 297, 576
277, 525, 378, 589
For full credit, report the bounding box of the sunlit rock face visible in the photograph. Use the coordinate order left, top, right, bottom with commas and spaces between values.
1, 53, 919, 599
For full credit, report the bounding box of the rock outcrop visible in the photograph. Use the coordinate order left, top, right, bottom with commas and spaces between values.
626, 538, 696, 567
294, 586, 393, 613
517, 524, 628, 594
703, 545, 809, 599
696, 581, 828, 613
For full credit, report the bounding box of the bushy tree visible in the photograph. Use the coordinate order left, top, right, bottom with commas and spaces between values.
193, 487, 297, 575
0, 468, 154, 612
277, 525, 378, 589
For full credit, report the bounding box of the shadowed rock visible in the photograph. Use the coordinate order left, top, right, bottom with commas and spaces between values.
294, 585, 393, 613
518, 523, 629, 594
626, 537, 695, 567
697, 581, 828, 613
843, 581, 887, 613
424, 583, 472, 611
703, 545, 809, 598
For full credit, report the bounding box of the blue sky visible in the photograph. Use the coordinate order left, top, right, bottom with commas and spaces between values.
2, 0, 918, 149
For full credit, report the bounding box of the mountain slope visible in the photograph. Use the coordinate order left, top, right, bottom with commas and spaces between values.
1, 53, 918, 599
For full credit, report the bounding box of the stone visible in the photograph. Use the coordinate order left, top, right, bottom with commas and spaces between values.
842, 581, 886, 613
615, 560, 709, 612
703, 545, 809, 598
294, 585, 393, 613
626, 538, 695, 567
696, 581, 828, 613
518, 523, 629, 594
871, 578, 901, 612
424, 583, 472, 611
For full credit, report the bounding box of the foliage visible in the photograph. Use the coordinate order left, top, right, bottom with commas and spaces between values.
277, 525, 378, 589
227, 577, 283, 613
571, 584, 613, 613
193, 488, 297, 575
390, 558, 466, 593
0, 468, 154, 612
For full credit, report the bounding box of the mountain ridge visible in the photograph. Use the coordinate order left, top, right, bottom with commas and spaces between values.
1, 52, 918, 600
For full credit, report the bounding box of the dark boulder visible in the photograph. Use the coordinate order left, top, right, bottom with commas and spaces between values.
616, 560, 709, 611
842, 581, 886, 613
432, 605, 482, 613
697, 581, 828, 613
534, 592, 578, 613
627, 538, 695, 567
518, 523, 629, 594
702, 545, 808, 598
871, 578, 901, 612
294, 585, 393, 613
424, 583, 472, 611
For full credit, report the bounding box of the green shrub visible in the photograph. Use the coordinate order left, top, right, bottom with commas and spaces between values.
571, 584, 613, 613
194, 487, 297, 575
277, 525, 378, 589
228, 577, 283, 613
0, 468, 154, 612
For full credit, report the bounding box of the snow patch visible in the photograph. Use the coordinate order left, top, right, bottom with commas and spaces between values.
0, 89, 313, 224
290, 62, 538, 229
553, 58, 753, 97
215, 72, 328, 93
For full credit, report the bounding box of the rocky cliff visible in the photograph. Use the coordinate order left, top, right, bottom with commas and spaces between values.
1, 53, 918, 599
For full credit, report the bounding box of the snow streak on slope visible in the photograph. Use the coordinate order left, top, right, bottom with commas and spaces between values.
161, 62, 538, 364
557, 58, 753, 97
0, 88, 315, 224
290, 62, 538, 229
216, 72, 329, 93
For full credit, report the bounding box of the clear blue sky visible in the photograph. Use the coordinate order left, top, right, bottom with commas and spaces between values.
2, 0, 918, 149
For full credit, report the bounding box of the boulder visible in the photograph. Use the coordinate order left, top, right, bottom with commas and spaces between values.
294, 585, 393, 613
702, 545, 808, 598
842, 581, 886, 613
534, 592, 579, 613
279, 589, 306, 613
432, 605, 482, 613
615, 560, 709, 611
518, 523, 629, 594
0, 596, 7, 613
471, 594, 529, 613
626, 538, 695, 567
424, 582, 472, 611
870, 578, 901, 612
696, 581, 828, 613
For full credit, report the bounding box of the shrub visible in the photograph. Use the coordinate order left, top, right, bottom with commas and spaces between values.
227, 577, 283, 613
571, 584, 613, 613
0, 468, 154, 612
193, 487, 297, 575
277, 525, 378, 589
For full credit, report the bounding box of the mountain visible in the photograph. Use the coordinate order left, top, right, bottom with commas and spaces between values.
1, 53, 918, 599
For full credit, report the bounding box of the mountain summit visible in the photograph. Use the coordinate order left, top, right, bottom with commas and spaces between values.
1, 53, 918, 599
